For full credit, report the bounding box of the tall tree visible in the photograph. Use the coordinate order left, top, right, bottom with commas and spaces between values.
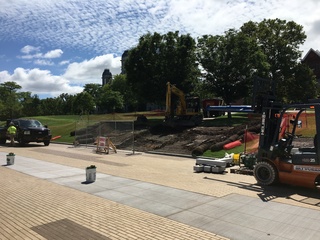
19, 92, 42, 117
111, 74, 137, 111
197, 29, 267, 111
285, 63, 318, 103
40, 98, 61, 115
56, 93, 76, 114
83, 84, 102, 102
125, 31, 200, 108
0, 81, 22, 119
97, 84, 124, 113
240, 18, 307, 101
73, 92, 96, 114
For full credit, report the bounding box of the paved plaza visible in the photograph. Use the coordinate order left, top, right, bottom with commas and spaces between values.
1, 143, 320, 239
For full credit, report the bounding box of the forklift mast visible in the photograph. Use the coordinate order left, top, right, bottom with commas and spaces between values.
252, 77, 280, 158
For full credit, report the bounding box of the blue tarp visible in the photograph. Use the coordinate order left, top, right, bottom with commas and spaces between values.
206, 105, 253, 113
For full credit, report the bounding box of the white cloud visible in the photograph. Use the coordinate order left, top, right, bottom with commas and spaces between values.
59, 60, 70, 65
63, 54, 121, 84
20, 45, 40, 54
18, 46, 64, 67
34, 59, 54, 66
0, 54, 121, 97
19, 47, 63, 60
19, 53, 43, 60
1, 0, 320, 99
2, 0, 319, 57
0, 1, 318, 57
0, 68, 82, 97
43, 49, 63, 58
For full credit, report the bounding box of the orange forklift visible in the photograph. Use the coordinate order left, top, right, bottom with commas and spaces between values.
252, 77, 320, 189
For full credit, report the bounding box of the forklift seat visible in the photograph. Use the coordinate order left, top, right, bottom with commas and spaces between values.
296, 134, 317, 153
292, 134, 318, 164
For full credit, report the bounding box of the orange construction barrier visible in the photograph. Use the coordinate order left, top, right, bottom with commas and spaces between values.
223, 140, 242, 150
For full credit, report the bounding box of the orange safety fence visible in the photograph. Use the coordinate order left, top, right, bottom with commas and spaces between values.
243, 130, 259, 153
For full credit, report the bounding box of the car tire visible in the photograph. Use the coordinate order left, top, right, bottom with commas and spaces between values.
44, 140, 50, 146
19, 138, 26, 146
0, 138, 6, 144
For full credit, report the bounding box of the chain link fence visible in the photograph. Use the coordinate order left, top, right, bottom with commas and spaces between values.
74, 119, 135, 153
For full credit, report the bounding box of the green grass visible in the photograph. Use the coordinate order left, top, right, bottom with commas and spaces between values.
30, 115, 79, 143
202, 145, 245, 158
30, 113, 155, 143
7, 112, 252, 148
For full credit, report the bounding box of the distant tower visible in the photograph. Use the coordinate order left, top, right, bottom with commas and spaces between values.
121, 50, 129, 74
102, 69, 112, 85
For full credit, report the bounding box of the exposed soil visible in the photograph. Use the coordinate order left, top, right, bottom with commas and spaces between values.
117, 119, 262, 156
75, 117, 314, 156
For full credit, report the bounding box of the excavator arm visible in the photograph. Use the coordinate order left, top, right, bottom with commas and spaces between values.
166, 82, 187, 117
164, 82, 203, 127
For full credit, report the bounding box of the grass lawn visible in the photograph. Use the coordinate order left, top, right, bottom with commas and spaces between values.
31, 113, 165, 144
202, 145, 245, 158
33, 115, 79, 143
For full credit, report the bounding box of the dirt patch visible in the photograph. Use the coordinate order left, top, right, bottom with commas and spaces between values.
117, 120, 261, 156
75, 117, 314, 157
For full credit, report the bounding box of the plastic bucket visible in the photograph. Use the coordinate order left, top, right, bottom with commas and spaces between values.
233, 153, 240, 164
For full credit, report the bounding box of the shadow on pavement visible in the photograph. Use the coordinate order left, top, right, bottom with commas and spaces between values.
204, 176, 320, 206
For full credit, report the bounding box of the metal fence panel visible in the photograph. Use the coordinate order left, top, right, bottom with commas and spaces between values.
74, 120, 134, 151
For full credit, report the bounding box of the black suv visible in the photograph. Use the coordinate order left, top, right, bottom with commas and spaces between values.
0, 119, 52, 146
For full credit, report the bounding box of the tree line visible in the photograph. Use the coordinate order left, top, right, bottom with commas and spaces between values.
0, 78, 127, 120
0, 18, 318, 120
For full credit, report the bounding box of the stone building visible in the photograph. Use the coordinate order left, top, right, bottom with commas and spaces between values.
102, 69, 112, 85
121, 50, 129, 74
301, 48, 320, 82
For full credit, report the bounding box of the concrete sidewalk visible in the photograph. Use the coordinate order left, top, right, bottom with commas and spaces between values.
1, 148, 320, 240
1, 152, 224, 240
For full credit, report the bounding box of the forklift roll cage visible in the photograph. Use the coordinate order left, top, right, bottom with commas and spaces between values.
258, 101, 320, 160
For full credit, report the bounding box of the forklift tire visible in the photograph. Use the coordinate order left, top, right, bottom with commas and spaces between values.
254, 161, 278, 186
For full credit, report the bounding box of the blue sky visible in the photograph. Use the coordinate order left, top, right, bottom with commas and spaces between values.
1, 0, 320, 98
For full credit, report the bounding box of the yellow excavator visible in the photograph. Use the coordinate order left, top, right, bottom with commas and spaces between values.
164, 82, 203, 127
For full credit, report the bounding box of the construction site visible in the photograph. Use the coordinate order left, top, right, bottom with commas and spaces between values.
2, 80, 320, 240
73, 77, 320, 191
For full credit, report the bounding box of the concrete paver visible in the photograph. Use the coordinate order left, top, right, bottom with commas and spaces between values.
0, 160, 224, 240
1, 144, 320, 239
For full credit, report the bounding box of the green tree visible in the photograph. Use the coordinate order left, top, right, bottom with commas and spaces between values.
111, 74, 137, 111
19, 92, 42, 117
240, 18, 307, 102
125, 31, 200, 108
0, 81, 22, 119
56, 93, 76, 114
40, 97, 61, 115
197, 29, 267, 118
83, 83, 101, 104
285, 63, 318, 103
97, 85, 124, 113
73, 92, 96, 114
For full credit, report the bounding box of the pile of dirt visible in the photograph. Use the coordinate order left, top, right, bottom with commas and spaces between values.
117, 120, 261, 156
